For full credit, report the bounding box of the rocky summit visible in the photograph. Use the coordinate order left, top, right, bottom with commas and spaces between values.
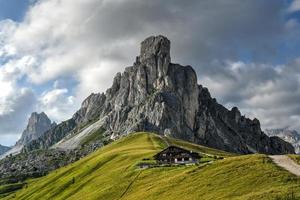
0, 112, 55, 159
17, 112, 56, 146
25, 35, 294, 154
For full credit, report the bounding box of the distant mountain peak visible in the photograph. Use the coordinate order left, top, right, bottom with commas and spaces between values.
16, 112, 54, 146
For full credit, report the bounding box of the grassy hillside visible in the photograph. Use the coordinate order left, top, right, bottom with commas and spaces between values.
289, 154, 300, 165
3, 132, 300, 200
165, 136, 236, 157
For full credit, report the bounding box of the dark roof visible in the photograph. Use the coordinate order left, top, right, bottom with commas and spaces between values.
154, 146, 200, 159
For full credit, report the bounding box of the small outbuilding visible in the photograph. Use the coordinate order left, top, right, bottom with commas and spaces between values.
154, 146, 201, 164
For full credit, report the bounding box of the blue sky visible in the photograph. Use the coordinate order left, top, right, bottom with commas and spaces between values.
1, 0, 300, 146
0, 0, 31, 21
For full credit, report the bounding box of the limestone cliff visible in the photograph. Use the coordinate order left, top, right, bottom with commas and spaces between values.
17, 112, 55, 145
25, 35, 295, 154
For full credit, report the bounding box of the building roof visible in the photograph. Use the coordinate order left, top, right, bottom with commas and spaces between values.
154, 146, 200, 160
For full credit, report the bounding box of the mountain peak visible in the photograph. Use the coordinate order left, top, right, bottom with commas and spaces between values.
24, 36, 295, 155
17, 112, 54, 145
29, 112, 48, 121
140, 35, 170, 62
138, 35, 171, 78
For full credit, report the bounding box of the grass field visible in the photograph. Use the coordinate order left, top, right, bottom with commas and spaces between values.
3, 132, 300, 200
289, 154, 300, 165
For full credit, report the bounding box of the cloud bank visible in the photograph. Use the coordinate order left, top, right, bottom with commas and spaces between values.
0, 0, 300, 145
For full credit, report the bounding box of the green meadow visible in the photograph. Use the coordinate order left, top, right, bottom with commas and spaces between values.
3, 132, 300, 200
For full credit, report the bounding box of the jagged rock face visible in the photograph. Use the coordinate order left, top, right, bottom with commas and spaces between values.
87, 35, 294, 154
265, 129, 300, 154
73, 93, 106, 124
96, 36, 199, 140
25, 35, 295, 155
24, 119, 76, 151
24, 95, 106, 151
0, 145, 10, 155
17, 112, 55, 146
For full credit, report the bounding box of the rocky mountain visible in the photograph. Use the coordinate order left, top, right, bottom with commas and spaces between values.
0, 112, 55, 159
24, 35, 294, 155
0, 145, 11, 156
17, 112, 56, 146
0, 114, 110, 186
265, 128, 300, 154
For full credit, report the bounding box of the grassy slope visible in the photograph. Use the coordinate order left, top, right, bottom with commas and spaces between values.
289, 154, 300, 165
3, 133, 300, 200
165, 136, 236, 157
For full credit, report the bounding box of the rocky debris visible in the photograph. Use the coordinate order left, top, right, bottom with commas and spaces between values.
52, 120, 106, 150
0, 145, 11, 156
0, 150, 71, 181
24, 35, 295, 155
0, 138, 109, 183
265, 128, 300, 154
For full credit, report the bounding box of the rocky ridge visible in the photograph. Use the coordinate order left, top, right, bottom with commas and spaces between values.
265, 128, 300, 154
0, 112, 55, 159
25, 35, 295, 155
17, 112, 56, 146
0, 120, 110, 185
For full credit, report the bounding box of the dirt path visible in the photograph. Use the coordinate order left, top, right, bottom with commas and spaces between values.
269, 155, 300, 176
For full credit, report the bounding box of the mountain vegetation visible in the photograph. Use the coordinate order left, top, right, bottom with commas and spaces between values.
2, 133, 300, 200
0, 36, 299, 200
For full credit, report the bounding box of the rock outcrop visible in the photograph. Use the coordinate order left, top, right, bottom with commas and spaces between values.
0, 112, 55, 159
25, 35, 295, 155
25, 119, 77, 151
0, 145, 11, 156
0, 142, 105, 183
266, 128, 300, 154
17, 112, 55, 146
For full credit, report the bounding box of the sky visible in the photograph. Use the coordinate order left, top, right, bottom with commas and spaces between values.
0, 0, 300, 146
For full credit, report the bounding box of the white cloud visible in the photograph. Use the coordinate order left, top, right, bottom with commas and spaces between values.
0, 39, 38, 145
39, 87, 75, 122
288, 0, 300, 12
200, 60, 300, 131
0, 56, 35, 114
0, 88, 36, 145
0, 0, 300, 145
75, 60, 122, 99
